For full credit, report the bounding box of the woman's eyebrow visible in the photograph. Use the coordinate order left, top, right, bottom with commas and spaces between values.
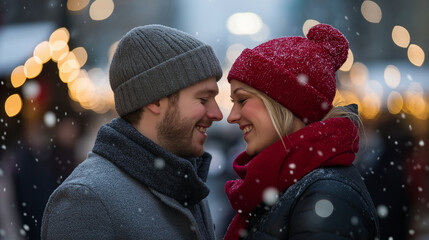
232, 87, 246, 95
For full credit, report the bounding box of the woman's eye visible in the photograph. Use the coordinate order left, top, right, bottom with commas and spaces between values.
237, 99, 247, 104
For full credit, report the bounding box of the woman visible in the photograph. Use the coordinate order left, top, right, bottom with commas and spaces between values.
224, 24, 380, 240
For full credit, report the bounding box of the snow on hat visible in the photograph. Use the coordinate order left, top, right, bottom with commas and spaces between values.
228, 23, 349, 124
110, 24, 223, 117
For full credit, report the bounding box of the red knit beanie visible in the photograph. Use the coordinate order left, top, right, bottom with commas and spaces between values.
228, 24, 349, 124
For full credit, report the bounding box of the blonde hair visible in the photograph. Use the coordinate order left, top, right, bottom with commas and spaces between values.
242, 86, 362, 146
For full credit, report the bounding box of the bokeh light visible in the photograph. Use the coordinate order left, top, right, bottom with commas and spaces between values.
11, 65, 26, 88
67, 0, 90, 11
361, 93, 381, 119
350, 62, 368, 86
361, 0, 382, 23
5, 94, 23, 117
89, 0, 115, 21
22, 80, 41, 99
250, 24, 270, 42
384, 65, 401, 89
392, 26, 410, 48
227, 12, 263, 35
226, 43, 246, 64
50, 40, 69, 62
49, 27, 70, 45
302, 19, 320, 36
407, 44, 425, 67
33, 41, 52, 64
24, 57, 43, 79
387, 91, 403, 115
339, 49, 354, 72
108, 41, 119, 62
71, 47, 88, 67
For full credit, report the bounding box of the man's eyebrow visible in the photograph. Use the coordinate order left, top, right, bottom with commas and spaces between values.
195, 88, 219, 95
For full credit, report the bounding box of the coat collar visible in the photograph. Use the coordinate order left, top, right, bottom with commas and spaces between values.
92, 117, 211, 206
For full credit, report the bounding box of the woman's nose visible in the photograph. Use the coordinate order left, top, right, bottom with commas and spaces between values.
227, 105, 240, 124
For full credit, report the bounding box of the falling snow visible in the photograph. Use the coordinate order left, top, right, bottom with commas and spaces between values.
154, 158, 165, 169
297, 74, 308, 85
44, 111, 57, 127
315, 199, 334, 218
350, 216, 359, 225
263, 187, 279, 206
377, 205, 389, 218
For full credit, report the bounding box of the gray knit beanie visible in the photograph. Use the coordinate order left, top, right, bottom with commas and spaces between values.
109, 24, 223, 116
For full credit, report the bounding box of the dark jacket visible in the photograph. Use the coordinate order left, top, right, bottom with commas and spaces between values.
244, 166, 380, 240
41, 118, 216, 240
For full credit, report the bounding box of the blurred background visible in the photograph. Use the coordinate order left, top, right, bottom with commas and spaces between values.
0, 0, 428, 239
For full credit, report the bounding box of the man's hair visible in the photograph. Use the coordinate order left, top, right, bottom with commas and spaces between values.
122, 92, 180, 126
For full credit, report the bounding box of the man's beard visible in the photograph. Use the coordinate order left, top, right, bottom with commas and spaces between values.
157, 105, 204, 158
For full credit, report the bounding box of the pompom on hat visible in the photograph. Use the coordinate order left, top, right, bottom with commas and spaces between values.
228, 23, 349, 124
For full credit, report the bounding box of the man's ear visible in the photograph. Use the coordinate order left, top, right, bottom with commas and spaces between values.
145, 100, 161, 114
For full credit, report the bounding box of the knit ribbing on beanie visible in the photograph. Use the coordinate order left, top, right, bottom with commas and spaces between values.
228, 48, 333, 124
109, 25, 222, 116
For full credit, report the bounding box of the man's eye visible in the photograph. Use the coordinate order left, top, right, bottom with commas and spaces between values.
200, 98, 209, 104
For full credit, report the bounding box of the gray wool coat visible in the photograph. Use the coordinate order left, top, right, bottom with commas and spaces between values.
41, 153, 215, 240
41, 118, 216, 240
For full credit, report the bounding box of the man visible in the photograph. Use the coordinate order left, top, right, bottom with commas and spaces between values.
41, 24, 223, 240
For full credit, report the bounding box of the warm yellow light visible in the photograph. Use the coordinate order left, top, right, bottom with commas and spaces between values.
33, 41, 51, 64
392, 26, 410, 48
302, 19, 320, 36
108, 41, 119, 62
5, 94, 23, 117
405, 94, 426, 117
384, 65, 401, 89
49, 27, 70, 45
71, 47, 88, 67
11, 65, 26, 88
68, 70, 89, 101
24, 57, 43, 79
67, 0, 90, 11
340, 49, 354, 72
387, 91, 403, 115
361, 0, 382, 23
227, 12, 263, 35
60, 68, 80, 83
350, 62, 368, 86
50, 41, 69, 62
340, 90, 361, 107
361, 93, 380, 119
408, 44, 425, 67
226, 44, 246, 63
89, 0, 115, 21
333, 90, 345, 106
59, 58, 80, 74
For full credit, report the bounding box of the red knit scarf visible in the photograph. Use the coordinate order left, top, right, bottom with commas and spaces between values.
224, 117, 359, 240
